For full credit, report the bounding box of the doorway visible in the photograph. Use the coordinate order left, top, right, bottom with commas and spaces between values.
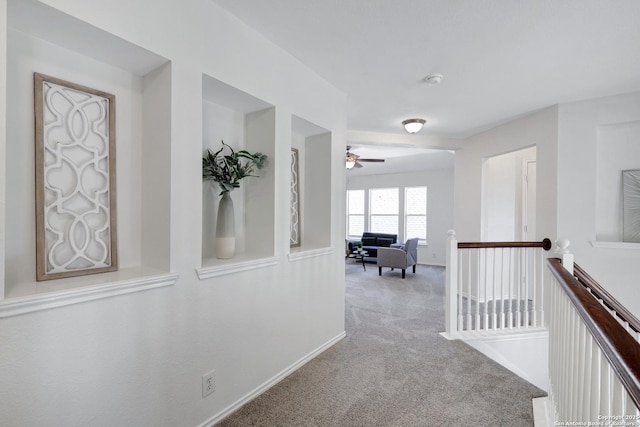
481, 146, 537, 241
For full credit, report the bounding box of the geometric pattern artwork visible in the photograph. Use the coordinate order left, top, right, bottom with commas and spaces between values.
622, 169, 640, 243
34, 73, 118, 280
290, 148, 301, 247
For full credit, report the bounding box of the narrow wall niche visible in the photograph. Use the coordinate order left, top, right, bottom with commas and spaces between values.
200, 74, 276, 270
2, 0, 174, 302
290, 115, 332, 253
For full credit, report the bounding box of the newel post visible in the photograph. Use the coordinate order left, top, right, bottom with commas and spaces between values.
445, 230, 458, 338
555, 238, 574, 276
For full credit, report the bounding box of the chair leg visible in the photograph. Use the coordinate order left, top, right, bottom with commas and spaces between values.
413, 265, 416, 273
378, 267, 382, 276
402, 269, 406, 278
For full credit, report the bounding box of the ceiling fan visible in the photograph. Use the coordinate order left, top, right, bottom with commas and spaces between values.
345, 146, 385, 169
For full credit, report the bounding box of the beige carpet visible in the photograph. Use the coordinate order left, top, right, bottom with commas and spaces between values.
217, 260, 545, 426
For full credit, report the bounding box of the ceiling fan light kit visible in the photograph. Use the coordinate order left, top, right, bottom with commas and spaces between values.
402, 118, 426, 134
345, 146, 385, 169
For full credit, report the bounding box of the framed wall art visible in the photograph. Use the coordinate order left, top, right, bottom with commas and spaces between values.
34, 73, 118, 280
290, 148, 301, 247
623, 169, 640, 243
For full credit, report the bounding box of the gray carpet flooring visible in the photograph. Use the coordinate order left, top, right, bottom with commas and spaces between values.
217, 261, 546, 426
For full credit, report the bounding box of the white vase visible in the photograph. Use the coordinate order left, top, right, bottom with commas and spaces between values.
215, 192, 235, 259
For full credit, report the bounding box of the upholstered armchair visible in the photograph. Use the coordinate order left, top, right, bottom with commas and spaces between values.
377, 238, 419, 278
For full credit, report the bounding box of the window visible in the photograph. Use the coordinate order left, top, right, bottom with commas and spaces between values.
405, 186, 427, 243
369, 188, 399, 234
347, 190, 365, 237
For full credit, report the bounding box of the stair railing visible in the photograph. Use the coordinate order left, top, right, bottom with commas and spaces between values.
546, 245, 640, 422
444, 230, 552, 339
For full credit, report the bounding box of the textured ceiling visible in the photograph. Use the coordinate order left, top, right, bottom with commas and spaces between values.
212, 0, 640, 140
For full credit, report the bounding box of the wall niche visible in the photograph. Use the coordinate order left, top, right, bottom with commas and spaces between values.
595, 121, 640, 243
289, 115, 332, 257
1, 0, 175, 312
198, 74, 277, 278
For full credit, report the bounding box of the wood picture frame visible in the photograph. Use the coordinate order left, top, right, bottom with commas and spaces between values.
34, 73, 118, 280
290, 148, 301, 247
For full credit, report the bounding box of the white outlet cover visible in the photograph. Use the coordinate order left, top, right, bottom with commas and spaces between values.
202, 370, 216, 398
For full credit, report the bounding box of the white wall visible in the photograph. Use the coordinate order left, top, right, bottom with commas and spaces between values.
455, 94, 640, 318
557, 91, 640, 317
346, 163, 454, 266
0, 1, 347, 426
454, 107, 558, 243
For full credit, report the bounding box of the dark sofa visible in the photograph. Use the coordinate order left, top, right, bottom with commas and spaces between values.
348, 232, 398, 258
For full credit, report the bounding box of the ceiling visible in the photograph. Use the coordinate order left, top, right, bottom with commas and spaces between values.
212, 0, 640, 139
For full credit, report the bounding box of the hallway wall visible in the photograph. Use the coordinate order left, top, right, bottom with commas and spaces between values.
0, 0, 347, 425
557, 91, 640, 317
454, 106, 559, 243
454, 92, 640, 318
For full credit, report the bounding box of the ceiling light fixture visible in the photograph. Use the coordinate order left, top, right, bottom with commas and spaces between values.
424, 74, 443, 85
345, 160, 356, 169
402, 118, 426, 134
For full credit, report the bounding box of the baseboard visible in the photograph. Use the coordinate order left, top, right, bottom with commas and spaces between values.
417, 261, 445, 267
198, 331, 347, 427
532, 396, 553, 427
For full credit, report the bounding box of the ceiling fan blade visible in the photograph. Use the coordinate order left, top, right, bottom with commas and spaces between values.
357, 158, 385, 162
354, 162, 364, 168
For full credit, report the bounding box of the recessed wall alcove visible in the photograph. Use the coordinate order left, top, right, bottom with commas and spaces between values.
0, 0, 176, 315
197, 74, 277, 279
288, 115, 332, 261
595, 120, 640, 245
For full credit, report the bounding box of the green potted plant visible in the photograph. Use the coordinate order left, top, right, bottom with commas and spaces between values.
203, 141, 268, 195
203, 141, 268, 259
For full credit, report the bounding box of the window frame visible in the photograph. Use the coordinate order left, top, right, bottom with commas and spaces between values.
368, 187, 400, 236
346, 189, 365, 239
404, 186, 427, 244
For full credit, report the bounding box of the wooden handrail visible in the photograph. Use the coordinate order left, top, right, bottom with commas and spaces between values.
547, 258, 640, 409
458, 238, 552, 251
574, 262, 640, 334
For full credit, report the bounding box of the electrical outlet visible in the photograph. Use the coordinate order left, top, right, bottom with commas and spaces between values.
202, 370, 216, 398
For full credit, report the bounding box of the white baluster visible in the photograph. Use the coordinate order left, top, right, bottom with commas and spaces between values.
508, 247, 514, 328
445, 230, 458, 338
491, 247, 497, 330
476, 248, 481, 331
499, 248, 505, 329
457, 247, 463, 332
466, 249, 471, 331
483, 248, 488, 330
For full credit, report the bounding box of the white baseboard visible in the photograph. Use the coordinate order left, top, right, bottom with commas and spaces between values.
419, 261, 445, 267
532, 396, 553, 427
198, 331, 347, 427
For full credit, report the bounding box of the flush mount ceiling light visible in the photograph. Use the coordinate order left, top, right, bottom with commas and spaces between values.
424, 74, 443, 85
402, 118, 426, 134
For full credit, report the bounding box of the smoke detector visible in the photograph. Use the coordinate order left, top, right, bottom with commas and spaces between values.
424, 74, 443, 85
